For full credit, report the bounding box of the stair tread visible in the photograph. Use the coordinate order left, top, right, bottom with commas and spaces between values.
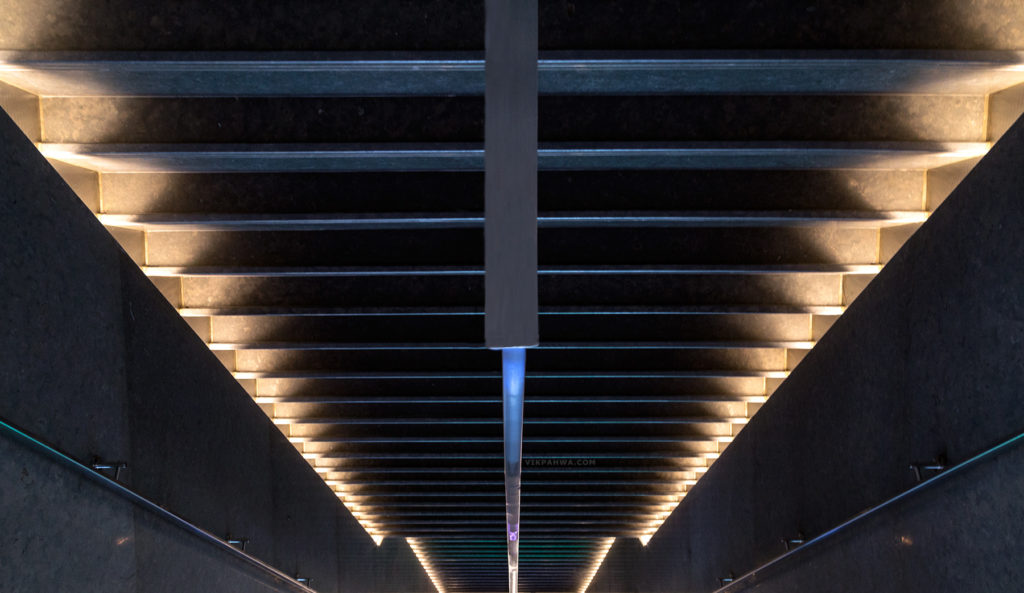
40, 141, 990, 172
6, 50, 1024, 95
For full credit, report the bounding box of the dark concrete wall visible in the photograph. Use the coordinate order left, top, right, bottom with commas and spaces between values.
588, 114, 1024, 592
0, 108, 433, 593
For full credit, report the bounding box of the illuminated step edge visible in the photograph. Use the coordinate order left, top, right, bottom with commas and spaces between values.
407, 538, 447, 593
141, 264, 883, 277
98, 210, 930, 230
234, 370, 790, 380
207, 341, 817, 351
176, 305, 847, 316
579, 538, 617, 593
38, 142, 990, 173
5, 50, 1024, 96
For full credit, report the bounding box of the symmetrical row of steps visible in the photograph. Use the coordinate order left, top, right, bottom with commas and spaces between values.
4, 3, 1024, 591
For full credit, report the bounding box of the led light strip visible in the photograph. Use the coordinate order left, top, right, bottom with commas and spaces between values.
579, 538, 616, 593
332, 487, 385, 546
635, 379, 772, 545
295, 453, 386, 545
407, 538, 447, 593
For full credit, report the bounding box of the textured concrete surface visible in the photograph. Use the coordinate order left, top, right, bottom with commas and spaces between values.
142, 227, 878, 268
98, 169, 923, 215
0, 436, 136, 593
38, 95, 986, 144
588, 100, 1024, 593
132, 509, 288, 593
374, 538, 436, 593
3, 0, 1024, 50
0, 107, 433, 591
0, 105, 132, 474
724, 437, 1024, 592
0, 80, 38, 141
269, 433, 341, 592
120, 248, 277, 558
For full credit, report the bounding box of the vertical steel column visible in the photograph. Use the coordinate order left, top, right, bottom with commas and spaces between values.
485, 2, 538, 593
485, 0, 538, 349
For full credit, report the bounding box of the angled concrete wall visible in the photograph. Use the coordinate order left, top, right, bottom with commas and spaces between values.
588, 115, 1024, 592
0, 108, 433, 593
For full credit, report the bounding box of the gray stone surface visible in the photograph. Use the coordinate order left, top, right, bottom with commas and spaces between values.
722, 438, 1024, 592
132, 509, 288, 593
336, 510, 380, 593
0, 80, 38, 141
37, 95, 987, 144
374, 537, 436, 593
269, 432, 341, 592
38, 141, 989, 173
120, 249, 277, 558
0, 106, 132, 474
0, 103, 432, 592
97, 169, 924, 214
0, 436, 136, 593
4, 52, 1024, 97
588, 91, 1024, 593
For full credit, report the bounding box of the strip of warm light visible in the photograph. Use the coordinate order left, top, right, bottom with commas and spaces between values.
578, 537, 616, 593
278, 424, 387, 544
637, 406, 759, 545
289, 450, 383, 546
638, 485, 694, 546
407, 538, 446, 593
332, 490, 385, 546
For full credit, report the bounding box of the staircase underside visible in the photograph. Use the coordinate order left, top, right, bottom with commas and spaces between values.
4, 3, 1024, 591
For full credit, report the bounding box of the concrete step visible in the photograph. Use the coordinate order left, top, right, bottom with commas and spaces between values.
97, 170, 926, 214
140, 227, 881, 267
202, 311, 812, 344
255, 373, 768, 398
219, 341, 811, 352
273, 399, 748, 420
0, 51, 1018, 95
300, 456, 715, 472
100, 210, 928, 231
38, 141, 990, 172
180, 305, 842, 316
293, 436, 724, 457
148, 264, 880, 276
166, 268, 852, 309
38, 94, 985, 143
229, 346, 786, 373
279, 418, 736, 439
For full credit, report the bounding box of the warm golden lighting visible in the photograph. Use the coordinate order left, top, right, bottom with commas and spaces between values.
18, 42, 1024, 593
407, 538, 446, 593
578, 538, 616, 593
319, 489, 385, 546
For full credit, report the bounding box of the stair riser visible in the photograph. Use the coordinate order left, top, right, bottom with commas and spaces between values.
40, 95, 985, 144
